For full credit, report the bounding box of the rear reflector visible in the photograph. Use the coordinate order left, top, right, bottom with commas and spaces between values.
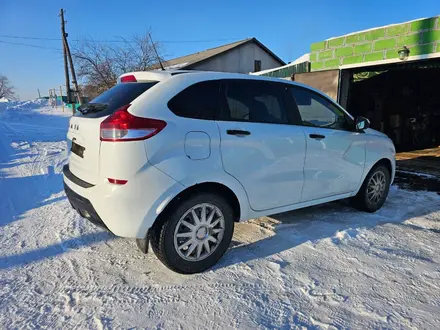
120, 75, 137, 83
100, 105, 167, 142
108, 178, 128, 185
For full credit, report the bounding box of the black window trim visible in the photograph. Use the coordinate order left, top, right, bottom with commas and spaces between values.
216, 78, 301, 126
166, 77, 354, 129
167, 80, 222, 121
288, 84, 355, 132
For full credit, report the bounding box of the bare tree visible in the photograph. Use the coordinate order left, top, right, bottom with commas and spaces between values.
0, 75, 16, 100
73, 32, 164, 99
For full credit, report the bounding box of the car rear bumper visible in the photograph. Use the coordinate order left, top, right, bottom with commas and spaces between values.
64, 181, 110, 231
63, 163, 184, 238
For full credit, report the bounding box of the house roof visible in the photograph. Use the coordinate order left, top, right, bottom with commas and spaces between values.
154, 38, 285, 70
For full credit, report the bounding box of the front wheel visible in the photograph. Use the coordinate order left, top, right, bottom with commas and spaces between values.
150, 192, 234, 274
352, 164, 391, 213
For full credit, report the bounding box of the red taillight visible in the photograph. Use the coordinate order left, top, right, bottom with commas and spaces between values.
108, 178, 128, 185
100, 105, 167, 142
120, 75, 137, 83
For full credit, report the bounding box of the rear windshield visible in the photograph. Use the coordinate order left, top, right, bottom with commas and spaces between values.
74, 82, 158, 118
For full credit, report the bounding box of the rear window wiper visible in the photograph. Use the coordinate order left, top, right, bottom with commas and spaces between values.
77, 103, 108, 115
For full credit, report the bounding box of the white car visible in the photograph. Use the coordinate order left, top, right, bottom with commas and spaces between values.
63, 70, 396, 274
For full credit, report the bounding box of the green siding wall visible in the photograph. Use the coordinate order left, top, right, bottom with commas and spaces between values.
310, 16, 440, 71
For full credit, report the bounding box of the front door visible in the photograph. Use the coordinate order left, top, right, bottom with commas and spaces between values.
216, 79, 306, 211
289, 86, 366, 202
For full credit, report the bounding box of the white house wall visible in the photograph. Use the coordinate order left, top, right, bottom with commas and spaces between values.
191, 43, 281, 73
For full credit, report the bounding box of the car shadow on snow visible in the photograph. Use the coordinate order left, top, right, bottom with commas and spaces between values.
0, 231, 115, 270
215, 186, 440, 271
0, 172, 65, 227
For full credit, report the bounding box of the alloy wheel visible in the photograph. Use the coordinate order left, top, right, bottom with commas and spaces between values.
173, 203, 225, 262
367, 170, 387, 204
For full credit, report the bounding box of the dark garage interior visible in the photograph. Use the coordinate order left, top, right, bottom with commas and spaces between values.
346, 59, 440, 152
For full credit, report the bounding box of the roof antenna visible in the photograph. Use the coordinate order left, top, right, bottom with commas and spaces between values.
149, 33, 165, 70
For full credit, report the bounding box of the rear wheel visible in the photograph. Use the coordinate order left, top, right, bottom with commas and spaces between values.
352, 165, 391, 212
150, 192, 234, 274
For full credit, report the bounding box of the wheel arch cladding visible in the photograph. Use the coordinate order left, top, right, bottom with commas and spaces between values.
153, 182, 242, 228
375, 158, 393, 176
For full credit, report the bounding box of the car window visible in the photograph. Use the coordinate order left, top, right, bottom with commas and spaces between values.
290, 87, 348, 130
168, 81, 220, 120
75, 82, 158, 118
221, 80, 289, 124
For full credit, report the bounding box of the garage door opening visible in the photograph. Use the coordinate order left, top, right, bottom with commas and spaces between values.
345, 59, 440, 152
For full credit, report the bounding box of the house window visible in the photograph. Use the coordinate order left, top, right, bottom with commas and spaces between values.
254, 60, 261, 72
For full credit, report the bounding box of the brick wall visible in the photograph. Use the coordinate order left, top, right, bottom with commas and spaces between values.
310, 16, 440, 71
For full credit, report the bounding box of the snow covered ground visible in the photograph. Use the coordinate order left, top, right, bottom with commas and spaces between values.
1, 100, 440, 329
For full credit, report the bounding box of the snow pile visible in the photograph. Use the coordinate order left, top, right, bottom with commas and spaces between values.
0, 98, 70, 124
291, 53, 310, 65
0, 98, 49, 116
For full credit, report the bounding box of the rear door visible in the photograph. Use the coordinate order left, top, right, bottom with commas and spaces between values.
289, 86, 366, 202
216, 79, 306, 211
67, 82, 157, 184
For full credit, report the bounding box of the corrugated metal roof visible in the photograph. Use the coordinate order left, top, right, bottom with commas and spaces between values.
251, 53, 311, 77
152, 38, 285, 70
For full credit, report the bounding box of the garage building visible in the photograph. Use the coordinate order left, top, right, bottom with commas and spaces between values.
256, 16, 440, 152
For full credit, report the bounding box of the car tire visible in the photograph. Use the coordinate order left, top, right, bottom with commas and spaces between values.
150, 192, 234, 274
352, 164, 391, 213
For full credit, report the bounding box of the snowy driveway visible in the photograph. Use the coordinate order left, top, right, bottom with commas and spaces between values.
1, 102, 440, 329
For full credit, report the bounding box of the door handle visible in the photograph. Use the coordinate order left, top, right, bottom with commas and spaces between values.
227, 129, 251, 136
309, 134, 325, 140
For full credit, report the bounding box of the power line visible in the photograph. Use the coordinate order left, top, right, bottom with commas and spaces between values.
0, 35, 60, 41
0, 39, 62, 52
0, 34, 242, 44
164, 38, 241, 43
0, 34, 120, 43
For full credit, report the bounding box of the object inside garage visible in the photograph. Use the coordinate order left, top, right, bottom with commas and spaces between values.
345, 59, 440, 152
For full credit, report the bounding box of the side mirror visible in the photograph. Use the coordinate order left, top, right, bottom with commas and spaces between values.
355, 116, 370, 131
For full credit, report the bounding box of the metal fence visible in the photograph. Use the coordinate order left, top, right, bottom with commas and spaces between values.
259, 61, 311, 79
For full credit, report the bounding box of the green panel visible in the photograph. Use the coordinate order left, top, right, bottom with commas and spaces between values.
328, 37, 345, 48
374, 38, 397, 50
324, 58, 340, 68
311, 41, 326, 51
311, 61, 324, 71
346, 33, 364, 44
411, 18, 438, 32
364, 28, 386, 41
364, 51, 384, 62
387, 23, 409, 36
437, 43, 440, 53
410, 43, 435, 56
385, 48, 400, 59
318, 49, 334, 60
309, 52, 317, 62
342, 55, 363, 65
354, 43, 372, 54
422, 30, 440, 43
335, 46, 353, 57
396, 33, 422, 47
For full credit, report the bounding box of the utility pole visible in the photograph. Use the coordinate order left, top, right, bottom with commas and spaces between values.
60, 8, 82, 114
60, 9, 72, 113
